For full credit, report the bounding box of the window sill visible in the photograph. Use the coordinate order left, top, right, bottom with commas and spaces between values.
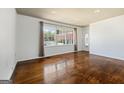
44, 44, 74, 48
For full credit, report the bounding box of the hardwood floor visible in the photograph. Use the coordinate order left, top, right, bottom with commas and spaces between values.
13, 51, 124, 84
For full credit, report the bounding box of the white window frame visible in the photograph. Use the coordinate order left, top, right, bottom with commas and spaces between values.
44, 23, 75, 47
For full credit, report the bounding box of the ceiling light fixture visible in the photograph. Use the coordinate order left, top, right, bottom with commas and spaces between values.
75, 18, 79, 21
94, 9, 101, 13
51, 11, 56, 14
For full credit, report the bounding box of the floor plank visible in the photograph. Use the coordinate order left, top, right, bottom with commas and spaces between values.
13, 51, 124, 84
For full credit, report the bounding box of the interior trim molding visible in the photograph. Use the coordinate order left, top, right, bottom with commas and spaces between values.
0, 63, 18, 84
0, 80, 12, 84
18, 51, 89, 64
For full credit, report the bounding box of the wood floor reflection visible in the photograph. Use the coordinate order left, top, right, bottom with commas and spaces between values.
13, 51, 124, 84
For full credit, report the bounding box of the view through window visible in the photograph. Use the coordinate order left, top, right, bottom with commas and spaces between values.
44, 23, 74, 46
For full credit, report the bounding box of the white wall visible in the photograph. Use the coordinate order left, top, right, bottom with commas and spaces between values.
90, 15, 124, 60
0, 9, 16, 80
44, 45, 74, 57
16, 14, 87, 61
16, 15, 40, 61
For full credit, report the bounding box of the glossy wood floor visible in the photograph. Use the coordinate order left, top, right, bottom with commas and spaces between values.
13, 51, 124, 84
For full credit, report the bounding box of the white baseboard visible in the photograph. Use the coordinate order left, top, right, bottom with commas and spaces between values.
17, 50, 87, 62
90, 52, 124, 61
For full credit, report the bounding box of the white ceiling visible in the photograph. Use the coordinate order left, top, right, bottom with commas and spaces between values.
16, 8, 124, 26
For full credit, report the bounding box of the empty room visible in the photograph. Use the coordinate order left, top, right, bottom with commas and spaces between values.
1, 8, 124, 84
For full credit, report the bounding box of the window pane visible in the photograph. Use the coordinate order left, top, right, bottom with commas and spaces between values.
56, 26, 65, 45
65, 27, 73, 45
66, 31, 73, 44
44, 24, 56, 46
44, 23, 74, 46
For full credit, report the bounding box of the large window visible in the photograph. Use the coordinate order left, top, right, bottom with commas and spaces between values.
44, 23, 74, 46
44, 24, 56, 46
